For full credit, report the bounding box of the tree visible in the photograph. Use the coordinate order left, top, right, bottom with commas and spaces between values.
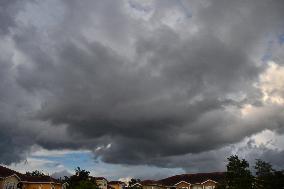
65, 167, 98, 189
254, 159, 284, 189
75, 167, 90, 180
227, 155, 253, 189
26, 170, 46, 177
74, 180, 99, 189
254, 159, 274, 189
272, 171, 284, 189
217, 155, 253, 189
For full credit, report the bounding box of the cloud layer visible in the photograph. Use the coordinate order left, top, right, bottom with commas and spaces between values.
1, 0, 284, 172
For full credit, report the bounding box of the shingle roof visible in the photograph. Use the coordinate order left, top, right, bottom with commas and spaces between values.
95, 177, 108, 180
109, 181, 125, 185
20, 175, 60, 183
140, 180, 163, 186
0, 165, 61, 184
158, 172, 225, 186
0, 165, 22, 178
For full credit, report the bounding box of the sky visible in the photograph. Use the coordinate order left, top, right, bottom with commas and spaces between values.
1, 0, 284, 181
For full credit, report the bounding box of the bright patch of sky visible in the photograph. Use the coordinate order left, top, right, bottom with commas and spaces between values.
7, 147, 184, 180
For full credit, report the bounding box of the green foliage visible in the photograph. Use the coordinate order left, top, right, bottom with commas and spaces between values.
75, 167, 90, 180
272, 171, 284, 188
254, 159, 274, 189
216, 155, 253, 189
215, 180, 227, 189
255, 159, 274, 177
217, 156, 284, 189
254, 159, 284, 189
226, 155, 253, 189
74, 180, 99, 189
64, 167, 99, 189
25, 170, 46, 177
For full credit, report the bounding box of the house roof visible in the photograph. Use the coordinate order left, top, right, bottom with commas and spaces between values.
95, 177, 108, 180
140, 180, 163, 186
109, 181, 125, 185
0, 165, 23, 178
0, 165, 61, 184
131, 183, 142, 186
20, 175, 60, 183
158, 172, 225, 186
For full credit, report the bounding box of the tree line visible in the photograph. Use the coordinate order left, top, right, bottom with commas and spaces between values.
216, 155, 284, 189
25, 155, 284, 189
25, 167, 99, 189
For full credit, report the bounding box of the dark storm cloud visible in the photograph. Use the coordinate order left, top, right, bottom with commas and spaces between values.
0, 0, 24, 34
1, 0, 284, 170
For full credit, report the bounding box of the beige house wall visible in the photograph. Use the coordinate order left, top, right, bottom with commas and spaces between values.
22, 182, 62, 189
142, 185, 166, 189
96, 179, 107, 189
109, 183, 124, 189
0, 176, 20, 189
202, 180, 217, 189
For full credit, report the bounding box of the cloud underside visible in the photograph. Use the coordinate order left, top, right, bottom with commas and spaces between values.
1, 0, 284, 171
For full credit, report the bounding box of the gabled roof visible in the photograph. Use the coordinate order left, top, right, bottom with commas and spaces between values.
174, 181, 191, 186
90, 176, 108, 182
0, 165, 61, 184
132, 183, 142, 187
201, 179, 218, 184
20, 175, 60, 183
158, 172, 225, 186
0, 165, 22, 178
95, 177, 108, 181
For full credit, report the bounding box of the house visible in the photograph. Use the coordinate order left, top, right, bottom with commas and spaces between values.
0, 165, 63, 189
138, 172, 225, 189
94, 177, 108, 189
139, 180, 165, 189
19, 175, 62, 189
108, 181, 126, 189
107, 185, 115, 189
0, 166, 21, 189
129, 183, 142, 189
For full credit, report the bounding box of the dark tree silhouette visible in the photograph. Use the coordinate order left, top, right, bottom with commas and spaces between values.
216, 155, 253, 189
26, 170, 46, 177
254, 159, 284, 189
64, 167, 98, 189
